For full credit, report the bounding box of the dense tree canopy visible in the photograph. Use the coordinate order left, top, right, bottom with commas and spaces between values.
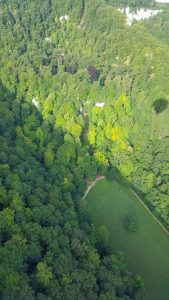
0, 0, 169, 298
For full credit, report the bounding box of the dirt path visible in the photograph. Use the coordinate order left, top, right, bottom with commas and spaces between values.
83, 177, 169, 236
80, 0, 85, 26
130, 188, 169, 236
83, 176, 105, 199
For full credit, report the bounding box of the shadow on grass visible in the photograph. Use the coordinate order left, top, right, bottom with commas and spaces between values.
105, 167, 169, 233
153, 98, 168, 114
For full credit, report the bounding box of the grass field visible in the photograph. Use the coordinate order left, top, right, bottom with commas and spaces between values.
86, 179, 169, 300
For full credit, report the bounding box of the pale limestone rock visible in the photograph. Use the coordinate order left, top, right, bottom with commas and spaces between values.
32, 98, 38, 107
95, 102, 105, 108
45, 37, 52, 42
118, 7, 162, 26
59, 15, 69, 22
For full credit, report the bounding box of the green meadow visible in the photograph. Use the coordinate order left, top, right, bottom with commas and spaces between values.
86, 179, 169, 300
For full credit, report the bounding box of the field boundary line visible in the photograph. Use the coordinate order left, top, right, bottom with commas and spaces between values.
130, 188, 169, 236
83, 176, 105, 199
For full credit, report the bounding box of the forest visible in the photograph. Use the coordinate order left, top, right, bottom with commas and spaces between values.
0, 0, 169, 299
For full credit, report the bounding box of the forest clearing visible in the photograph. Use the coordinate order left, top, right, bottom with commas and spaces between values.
86, 179, 169, 300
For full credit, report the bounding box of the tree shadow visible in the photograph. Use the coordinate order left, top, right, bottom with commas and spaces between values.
153, 98, 168, 114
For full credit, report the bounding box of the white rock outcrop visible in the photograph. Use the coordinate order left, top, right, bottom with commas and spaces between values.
45, 37, 52, 43
118, 7, 162, 26
59, 15, 69, 22
32, 98, 39, 108
155, 0, 169, 2
95, 102, 105, 108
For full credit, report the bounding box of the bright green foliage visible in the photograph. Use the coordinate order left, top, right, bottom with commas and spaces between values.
0, 0, 169, 298
36, 262, 53, 286
44, 149, 55, 167
88, 129, 96, 145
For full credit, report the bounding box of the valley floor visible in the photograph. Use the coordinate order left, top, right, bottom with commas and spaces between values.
86, 179, 169, 300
